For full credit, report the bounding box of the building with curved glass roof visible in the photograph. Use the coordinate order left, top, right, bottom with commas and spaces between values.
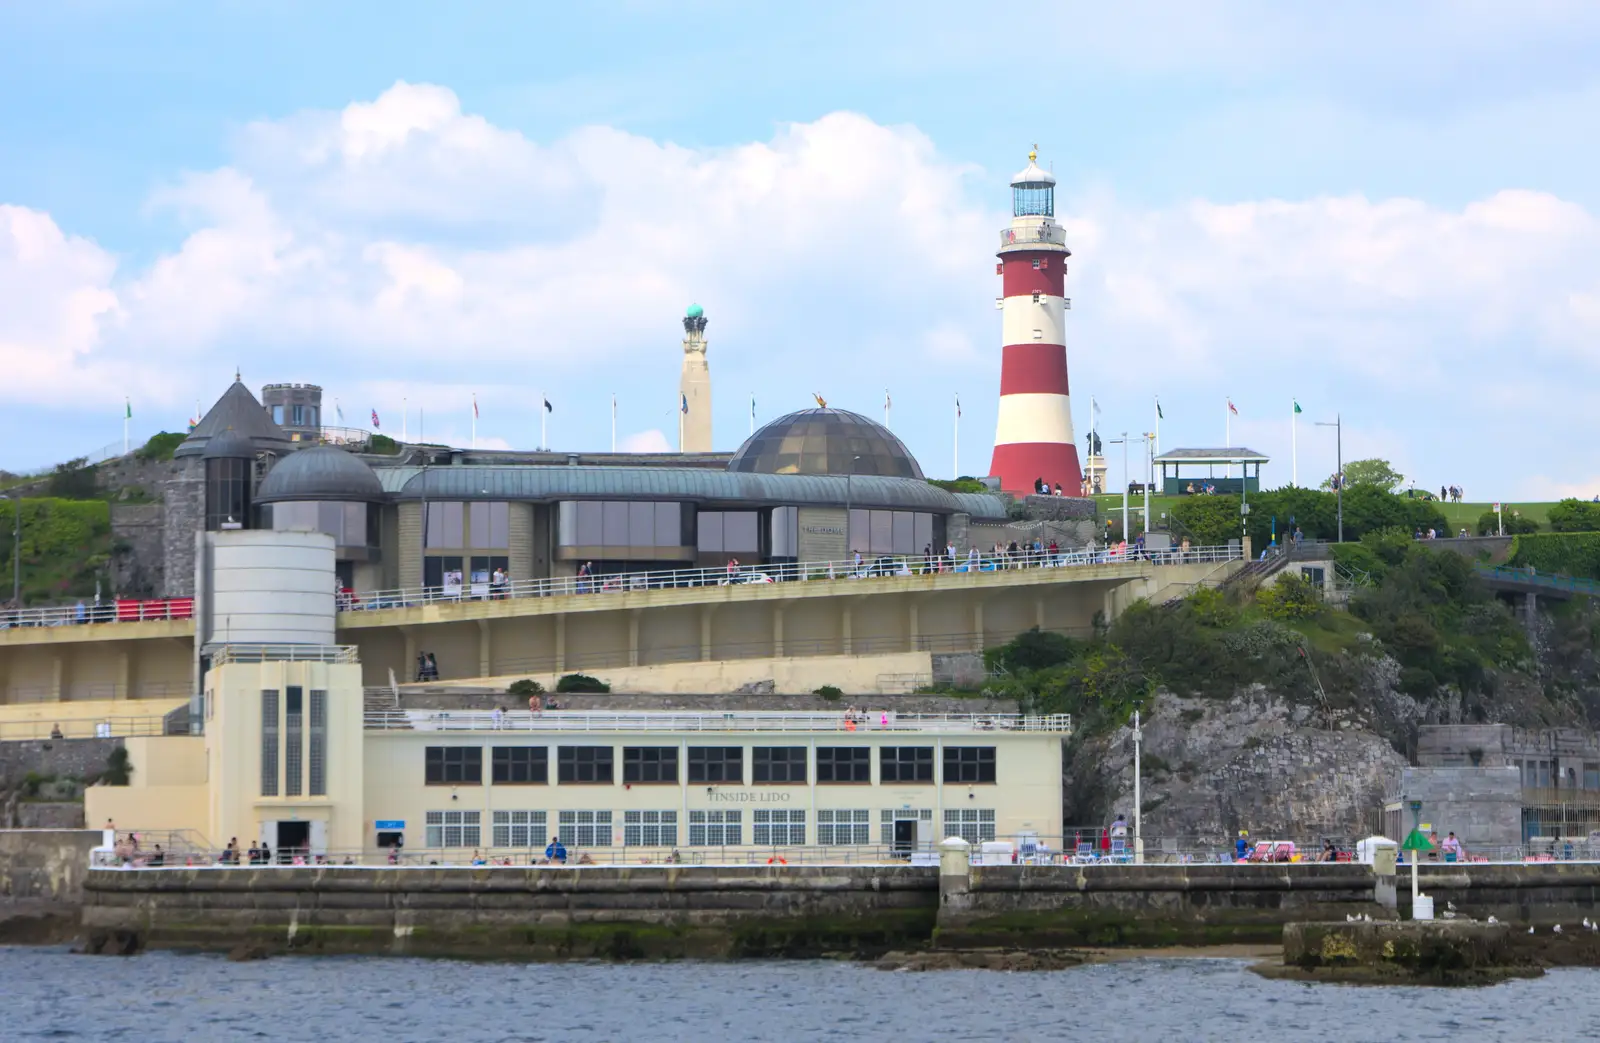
162, 379, 1009, 597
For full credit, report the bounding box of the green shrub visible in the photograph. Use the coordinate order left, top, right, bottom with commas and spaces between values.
135, 431, 186, 462
506, 678, 545, 696
0, 497, 113, 602
926, 476, 991, 495
1548, 499, 1600, 534
46, 458, 98, 499
368, 433, 401, 455
984, 627, 1082, 674
1509, 533, 1600, 581
813, 684, 844, 701
1255, 573, 1322, 620
1478, 510, 1538, 536
554, 673, 610, 693
104, 747, 133, 786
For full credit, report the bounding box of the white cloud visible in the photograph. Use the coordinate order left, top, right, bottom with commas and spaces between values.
620, 429, 672, 453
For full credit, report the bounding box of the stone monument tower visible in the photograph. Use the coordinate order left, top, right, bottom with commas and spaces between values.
679, 303, 712, 452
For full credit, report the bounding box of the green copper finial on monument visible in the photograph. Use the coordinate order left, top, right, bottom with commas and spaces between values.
686, 303, 704, 319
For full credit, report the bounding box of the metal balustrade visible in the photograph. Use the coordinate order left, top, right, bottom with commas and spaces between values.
0, 545, 1241, 632
210, 644, 359, 666
364, 709, 1073, 734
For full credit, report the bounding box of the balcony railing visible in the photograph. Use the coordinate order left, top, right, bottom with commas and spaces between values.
1522, 786, 1600, 808
0, 546, 1243, 632
210, 644, 360, 666
999, 223, 1068, 249
365, 709, 1073, 735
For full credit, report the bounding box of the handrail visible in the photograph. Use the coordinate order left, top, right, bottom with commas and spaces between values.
342, 545, 1241, 615
364, 709, 1073, 734
0, 545, 1243, 632
210, 644, 359, 666
0, 715, 186, 741
1477, 565, 1600, 596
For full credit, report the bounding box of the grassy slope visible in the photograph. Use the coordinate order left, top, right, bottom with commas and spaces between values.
1091, 493, 1558, 534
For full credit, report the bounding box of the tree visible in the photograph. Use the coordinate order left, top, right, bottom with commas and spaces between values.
1548, 499, 1600, 534
1324, 458, 1404, 492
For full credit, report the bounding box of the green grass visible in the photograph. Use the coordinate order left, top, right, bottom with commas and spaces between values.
1433, 501, 1552, 532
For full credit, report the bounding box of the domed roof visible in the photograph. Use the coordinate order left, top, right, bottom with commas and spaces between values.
1011, 159, 1056, 187
200, 428, 254, 460
686, 303, 704, 319
255, 445, 385, 503
728, 408, 924, 479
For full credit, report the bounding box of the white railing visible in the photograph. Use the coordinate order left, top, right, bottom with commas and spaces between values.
999, 223, 1068, 249
210, 644, 360, 666
342, 545, 1239, 614
364, 709, 1074, 734
315, 425, 374, 446
0, 545, 1241, 632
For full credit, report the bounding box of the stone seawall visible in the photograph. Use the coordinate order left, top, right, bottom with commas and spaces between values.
1403, 863, 1600, 924
82, 864, 940, 960
938, 863, 1380, 947
1, 828, 106, 945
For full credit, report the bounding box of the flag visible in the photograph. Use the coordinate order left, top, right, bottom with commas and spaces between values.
371, 409, 380, 429
472, 395, 479, 420
750, 395, 756, 419
543, 396, 553, 413
124, 399, 131, 420
680, 393, 689, 414
1156, 398, 1163, 420
1228, 399, 1239, 415
336, 403, 344, 422
1091, 396, 1101, 418
955, 395, 961, 418
884, 389, 891, 410
1293, 400, 1302, 414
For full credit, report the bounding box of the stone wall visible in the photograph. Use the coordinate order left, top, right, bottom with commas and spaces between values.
1403, 862, 1600, 924
0, 739, 121, 789
82, 864, 938, 959
937, 862, 1379, 947
0, 829, 104, 903
160, 463, 204, 598
1392, 766, 1523, 848
110, 504, 165, 598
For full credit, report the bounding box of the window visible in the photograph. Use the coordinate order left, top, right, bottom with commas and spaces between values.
696, 511, 759, 553
1032, 291, 1041, 303
623, 746, 679, 784
623, 810, 679, 847
557, 745, 614, 784
424, 502, 466, 549
816, 747, 872, 784
285, 687, 303, 797
492, 746, 549, 784
1586, 763, 1600, 791
943, 808, 996, 845
260, 690, 279, 797
308, 689, 327, 797
558, 501, 684, 548
817, 809, 871, 845
943, 746, 997, 784
753, 747, 807, 784
558, 810, 612, 847
688, 746, 743, 784
492, 810, 547, 848
688, 810, 742, 846
272, 405, 285, 424
468, 502, 511, 549
1031, 258, 1041, 270
880, 746, 934, 783
291, 404, 305, 426
425, 746, 483, 785
425, 810, 481, 848
753, 809, 806, 846
845, 509, 935, 556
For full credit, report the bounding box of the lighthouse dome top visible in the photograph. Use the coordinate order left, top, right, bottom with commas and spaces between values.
1010, 157, 1057, 187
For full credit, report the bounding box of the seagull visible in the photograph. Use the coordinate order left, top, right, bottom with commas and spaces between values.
1584, 918, 1596, 931
1447, 901, 1457, 912
1362, 914, 1372, 923
1529, 926, 1536, 934
1487, 916, 1498, 924
1346, 914, 1358, 923
1554, 924, 1563, 934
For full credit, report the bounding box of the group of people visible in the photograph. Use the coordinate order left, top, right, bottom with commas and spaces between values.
1441, 485, 1466, 502
1030, 477, 1066, 496
414, 652, 440, 682
1183, 482, 1223, 495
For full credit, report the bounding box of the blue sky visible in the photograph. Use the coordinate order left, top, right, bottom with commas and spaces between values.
2, 1, 1598, 498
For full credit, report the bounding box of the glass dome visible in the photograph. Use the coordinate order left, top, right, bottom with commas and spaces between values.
727, 408, 924, 479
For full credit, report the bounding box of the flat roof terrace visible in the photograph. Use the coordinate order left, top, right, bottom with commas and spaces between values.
363, 710, 1073, 735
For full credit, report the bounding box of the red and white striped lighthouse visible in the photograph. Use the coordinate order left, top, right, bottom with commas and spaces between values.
988, 149, 1082, 496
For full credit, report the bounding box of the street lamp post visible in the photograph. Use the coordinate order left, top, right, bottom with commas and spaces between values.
1316, 414, 1343, 542
7, 492, 18, 607
1109, 433, 1130, 542
1238, 462, 1251, 547
1132, 709, 1144, 865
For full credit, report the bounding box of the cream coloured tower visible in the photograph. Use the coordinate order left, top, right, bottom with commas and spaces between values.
679, 303, 712, 452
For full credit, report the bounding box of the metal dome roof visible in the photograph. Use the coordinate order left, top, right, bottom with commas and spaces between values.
200, 428, 254, 460
727, 408, 925, 479
255, 445, 386, 503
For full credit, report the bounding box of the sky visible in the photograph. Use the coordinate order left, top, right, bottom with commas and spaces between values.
2, 1, 1599, 499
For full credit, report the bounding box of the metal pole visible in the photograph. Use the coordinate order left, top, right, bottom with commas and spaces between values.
1143, 433, 1152, 534
11, 494, 19, 606
1132, 710, 1143, 865
1336, 414, 1343, 543
1121, 434, 1129, 543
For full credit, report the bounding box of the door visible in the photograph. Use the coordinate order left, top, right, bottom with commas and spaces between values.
892, 819, 917, 856
277, 820, 310, 861
309, 820, 329, 858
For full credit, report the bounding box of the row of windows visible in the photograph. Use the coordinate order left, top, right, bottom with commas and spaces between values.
422, 808, 996, 848
423, 745, 998, 786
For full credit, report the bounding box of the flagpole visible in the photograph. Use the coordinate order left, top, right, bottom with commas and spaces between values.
611, 394, 617, 453
403, 397, 408, 442
1225, 399, 1231, 479
749, 393, 755, 436
123, 399, 130, 454
1154, 396, 1161, 457
540, 391, 547, 451
471, 396, 477, 450
1291, 399, 1298, 487
678, 396, 684, 453
952, 395, 960, 478
884, 389, 890, 429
